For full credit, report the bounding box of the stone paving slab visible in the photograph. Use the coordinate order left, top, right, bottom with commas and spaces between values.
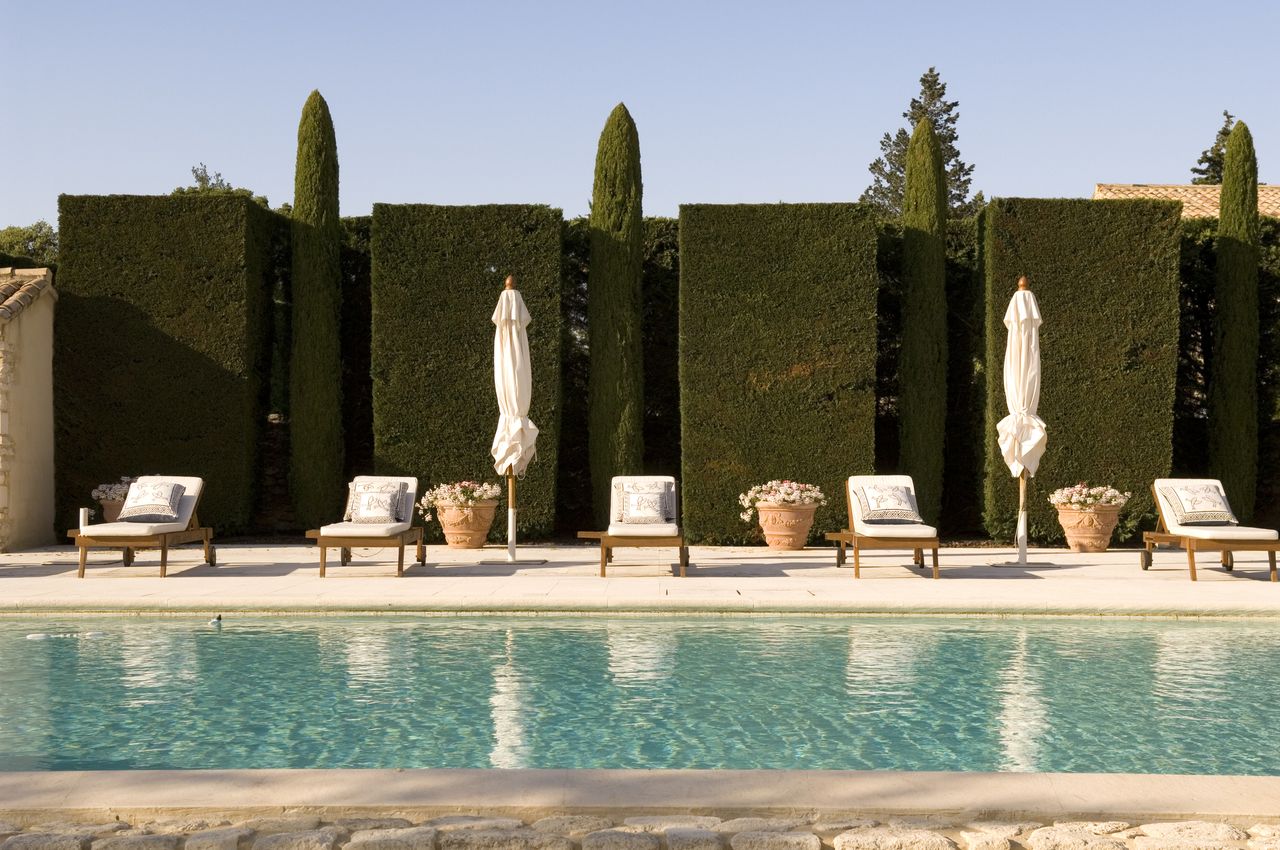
1, 769, 1279, 822
2, 544, 1279, 616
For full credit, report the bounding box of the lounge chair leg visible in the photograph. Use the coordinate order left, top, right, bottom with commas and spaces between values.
600, 544, 608, 578
1186, 541, 1196, 582
1270, 550, 1277, 582
679, 546, 689, 577
853, 542, 861, 579
836, 540, 846, 567
914, 548, 923, 567
341, 547, 351, 566
124, 547, 134, 566
931, 547, 939, 579
78, 545, 87, 578
319, 545, 327, 578
159, 540, 168, 578
416, 533, 425, 565
397, 543, 405, 577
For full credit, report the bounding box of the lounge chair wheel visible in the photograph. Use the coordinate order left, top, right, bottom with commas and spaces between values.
1140, 550, 1151, 570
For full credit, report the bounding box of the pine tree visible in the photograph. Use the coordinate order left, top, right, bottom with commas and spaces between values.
588, 103, 645, 525
290, 90, 345, 528
1207, 120, 1259, 519
899, 119, 948, 524
862, 67, 979, 217
1191, 110, 1236, 184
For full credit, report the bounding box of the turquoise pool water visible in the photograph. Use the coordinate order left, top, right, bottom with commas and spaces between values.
0, 616, 1275, 774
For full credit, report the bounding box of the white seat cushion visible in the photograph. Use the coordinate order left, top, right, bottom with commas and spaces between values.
1153, 478, 1273, 539
1178, 524, 1279, 542
852, 518, 938, 539
80, 520, 190, 537
81, 475, 204, 536
607, 522, 681, 538
319, 521, 413, 538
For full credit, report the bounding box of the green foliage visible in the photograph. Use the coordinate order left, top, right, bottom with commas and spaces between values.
641, 217, 681, 477
1208, 121, 1260, 519
898, 119, 949, 524
370, 204, 563, 539
983, 198, 1182, 543
942, 214, 986, 534
1173, 217, 1280, 525
54, 195, 282, 531
0, 220, 59, 267
587, 103, 645, 525
289, 90, 345, 528
862, 67, 980, 217
339, 216, 374, 477
679, 204, 879, 542
172, 163, 269, 208
1190, 110, 1236, 185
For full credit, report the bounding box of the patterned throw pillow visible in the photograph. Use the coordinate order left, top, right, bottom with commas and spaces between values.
613, 480, 672, 524
855, 485, 923, 524
117, 481, 185, 523
1159, 484, 1238, 525
345, 481, 406, 524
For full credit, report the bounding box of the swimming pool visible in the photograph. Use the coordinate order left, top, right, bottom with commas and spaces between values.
1, 616, 1275, 774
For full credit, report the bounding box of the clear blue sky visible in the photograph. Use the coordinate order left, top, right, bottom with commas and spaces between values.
3, 0, 1277, 226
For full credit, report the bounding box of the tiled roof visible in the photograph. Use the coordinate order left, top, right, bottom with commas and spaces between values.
1092, 183, 1280, 219
0, 267, 56, 323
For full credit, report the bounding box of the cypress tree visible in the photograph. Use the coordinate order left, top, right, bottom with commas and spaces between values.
588, 103, 645, 525
899, 118, 948, 525
1208, 120, 1259, 518
290, 90, 344, 527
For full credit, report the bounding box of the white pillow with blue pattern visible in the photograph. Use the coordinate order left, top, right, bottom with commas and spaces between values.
117, 481, 185, 523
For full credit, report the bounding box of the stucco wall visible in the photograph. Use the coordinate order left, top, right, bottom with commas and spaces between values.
2, 291, 55, 549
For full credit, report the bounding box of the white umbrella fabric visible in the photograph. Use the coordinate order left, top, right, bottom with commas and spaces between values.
996, 276, 1047, 565
490, 275, 541, 563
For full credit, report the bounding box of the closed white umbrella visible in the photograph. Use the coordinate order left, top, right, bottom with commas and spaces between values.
997, 276, 1047, 565
490, 275, 541, 563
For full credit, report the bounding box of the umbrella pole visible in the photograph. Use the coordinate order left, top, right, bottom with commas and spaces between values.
507, 468, 517, 563
1017, 471, 1028, 565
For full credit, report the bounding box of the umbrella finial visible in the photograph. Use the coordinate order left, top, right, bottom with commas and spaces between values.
1017, 275, 1029, 291
505, 274, 516, 290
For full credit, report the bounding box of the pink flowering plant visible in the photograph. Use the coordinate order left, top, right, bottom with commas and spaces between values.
416, 480, 502, 522
91, 476, 135, 502
739, 479, 827, 522
1047, 482, 1131, 511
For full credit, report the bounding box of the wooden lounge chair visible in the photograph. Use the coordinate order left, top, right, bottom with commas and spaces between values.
68, 475, 214, 577
824, 474, 939, 578
1142, 478, 1278, 582
577, 475, 689, 577
306, 475, 424, 577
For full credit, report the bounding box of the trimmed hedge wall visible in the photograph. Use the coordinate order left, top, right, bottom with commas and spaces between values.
642, 217, 681, 477
339, 216, 374, 476
370, 204, 563, 539
983, 198, 1181, 542
55, 195, 281, 531
679, 204, 879, 543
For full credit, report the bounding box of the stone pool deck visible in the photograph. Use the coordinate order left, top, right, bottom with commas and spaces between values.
0, 542, 1278, 616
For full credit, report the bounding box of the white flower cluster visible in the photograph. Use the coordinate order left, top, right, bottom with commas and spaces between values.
1047, 482, 1131, 510
738, 479, 827, 522
91, 476, 135, 502
416, 480, 502, 521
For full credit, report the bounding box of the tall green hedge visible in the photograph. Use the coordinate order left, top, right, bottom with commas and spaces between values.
679, 204, 879, 542
55, 195, 281, 531
339, 215, 374, 477
899, 119, 949, 525
642, 217, 681, 477
1208, 121, 1260, 519
290, 90, 345, 528
370, 204, 563, 538
587, 103, 645, 525
983, 198, 1181, 542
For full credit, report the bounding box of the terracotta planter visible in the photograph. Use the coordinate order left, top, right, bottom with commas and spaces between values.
756, 503, 818, 550
99, 500, 124, 523
1056, 505, 1121, 553
437, 500, 499, 549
